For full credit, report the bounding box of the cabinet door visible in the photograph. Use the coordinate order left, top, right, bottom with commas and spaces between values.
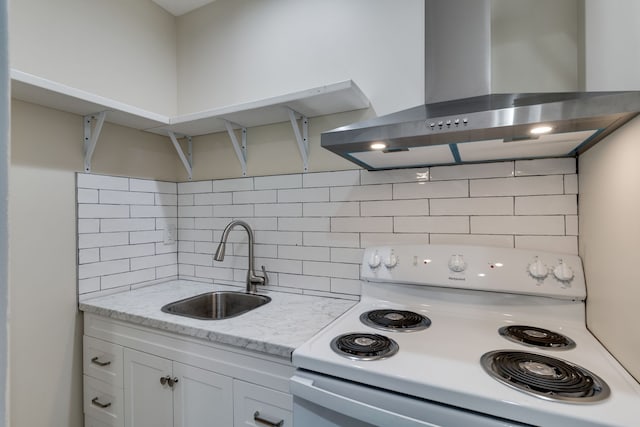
172, 362, 233, 427
124, 348, 173, 427
233, 380, 293, 427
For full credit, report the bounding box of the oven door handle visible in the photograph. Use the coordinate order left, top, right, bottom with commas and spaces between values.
290, 375, 440, 427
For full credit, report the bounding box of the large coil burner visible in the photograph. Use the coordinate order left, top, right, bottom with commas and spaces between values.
330, 333, 399, 361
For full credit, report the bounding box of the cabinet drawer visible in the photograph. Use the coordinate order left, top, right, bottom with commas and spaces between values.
84, 375, 124, 427
84, 415, 114, 427
84, 335, 123, 386
234, 380, 293, 427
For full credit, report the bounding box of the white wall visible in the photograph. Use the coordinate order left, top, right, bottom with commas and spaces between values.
176, 0, 424, 116
9, 0, 178, 115
579, 116, 640, 382
1, 0, 9, 423
584, 0, 640, 90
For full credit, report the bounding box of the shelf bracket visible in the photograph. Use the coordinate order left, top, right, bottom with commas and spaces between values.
83, 111, 107, 172
168, 131, 193, 181
287, 108, 309, 172
224, 120, 248, 176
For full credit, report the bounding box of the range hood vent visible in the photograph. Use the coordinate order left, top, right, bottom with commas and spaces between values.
321, 0, 640, 171
321, 91, 640, 170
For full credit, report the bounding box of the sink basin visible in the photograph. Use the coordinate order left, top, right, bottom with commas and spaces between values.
161, 291, 271, 320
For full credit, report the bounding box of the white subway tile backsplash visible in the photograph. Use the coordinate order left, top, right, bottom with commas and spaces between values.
303, 232, 360, 248
304, 170, 360, 188
78, 259, 129, 280
430, 197, 513, 216
78, 204, 129, 219
394, 217, 469, 233
279, 217, 330, 232
78, 164, 580, 299
255, 174, 302, 190
78, 219, 100, 233
429, 234, 514, 248
330, 278, 362, 295
566, 215, 578, 236
515, 158, 576, 176
394, 180, 468, 199
130, 179, 177, 194
515, 195, 577, 215
303, 202, 359, 217
332, 217, 393, 233
278, 273, 330, 291
278, 188, 329, 203
100, 244, 155, 261
564, 174, 578, 194
278, 245, 330, 262
101, 218, 155, 232
255, 203, 302, 217
515, 235, 578, 254
360, 233, 428, 247
77, 189, 99, 203
130, 253, 176, 270
361, 199, 429, 217
303, 261, 359, 279
430, 162, 514, 181
471, 176, 564, 197
100, 190, 154, 205
331, 248, 364, 264
101, 269, 156, 290
77, 173, 128, 190
78, 232, 129, 249
471, 216, 565, 235
330, 185, 392, 202
212, 177, 253, 192
130, 230, 163, 244
233, 190, 277, 204
213, 204, 253, 218
178, 180, 213, 194
360, 168, 429, 185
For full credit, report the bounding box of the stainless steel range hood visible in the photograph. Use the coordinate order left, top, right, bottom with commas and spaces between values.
321, 1, 640, 171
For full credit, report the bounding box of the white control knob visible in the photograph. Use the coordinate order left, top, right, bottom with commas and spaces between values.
368, 251, 381, 269
527, 257, 548, 280
383, 251, 398, 269
448, 254, 467, 273
553, 259, 574, 282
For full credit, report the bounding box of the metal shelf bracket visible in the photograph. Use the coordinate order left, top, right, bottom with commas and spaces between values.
83, 111, 107, 172
224, 120, 248, 176
168, 131, 193, 180
287, 108, 309, 172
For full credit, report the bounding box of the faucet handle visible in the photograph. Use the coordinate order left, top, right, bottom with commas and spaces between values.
260, 265, 269, 286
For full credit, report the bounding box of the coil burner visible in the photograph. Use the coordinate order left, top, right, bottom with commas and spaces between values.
360, 309, 431, 332
481, 350, 610, 403
499, 325, 576, 350
330, 333, 399, 361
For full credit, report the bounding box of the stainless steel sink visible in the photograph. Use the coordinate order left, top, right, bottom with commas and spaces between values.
161, 291, 271, 320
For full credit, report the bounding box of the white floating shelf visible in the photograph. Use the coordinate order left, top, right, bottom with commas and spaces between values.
10, 69, 170, 130
11, 69, 370, 137
148, 80, 369, 136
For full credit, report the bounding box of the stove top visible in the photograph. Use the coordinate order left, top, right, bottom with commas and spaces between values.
293, 244, 640, 427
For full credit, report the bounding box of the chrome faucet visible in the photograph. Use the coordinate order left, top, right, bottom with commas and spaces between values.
214, 220, 268, 293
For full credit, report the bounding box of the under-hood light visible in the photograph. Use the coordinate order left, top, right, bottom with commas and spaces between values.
530, 125, 553, 135
370, 142, 387, 150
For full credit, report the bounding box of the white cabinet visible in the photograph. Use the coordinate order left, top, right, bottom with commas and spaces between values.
83, 313, 294, 427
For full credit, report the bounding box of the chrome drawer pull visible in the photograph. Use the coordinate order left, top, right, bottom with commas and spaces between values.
91, 397, 112, 409
90, 356, 111, 367
253, 411, 283, 427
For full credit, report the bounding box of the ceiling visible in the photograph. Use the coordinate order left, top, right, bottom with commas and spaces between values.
152, 0, 216, 16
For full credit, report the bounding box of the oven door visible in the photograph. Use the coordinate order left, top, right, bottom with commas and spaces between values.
291, 370, 531, 427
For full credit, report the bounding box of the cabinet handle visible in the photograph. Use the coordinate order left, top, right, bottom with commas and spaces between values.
167, 377, 179, 387
91, 397, 112, 409
253, 411, 283, 427
90, 356, 111, 367
160, 375, 170, 385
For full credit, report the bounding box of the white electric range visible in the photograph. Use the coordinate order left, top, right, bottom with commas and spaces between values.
291, 245, 640, 427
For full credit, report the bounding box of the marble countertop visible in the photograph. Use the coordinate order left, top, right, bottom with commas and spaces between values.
79, 280, 357, 359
